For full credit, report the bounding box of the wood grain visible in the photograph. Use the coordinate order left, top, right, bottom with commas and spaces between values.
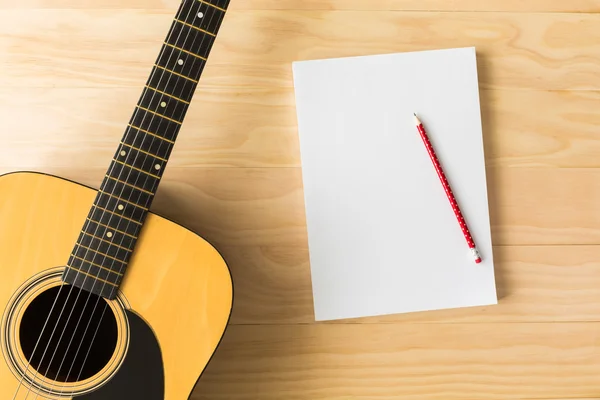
2, 0, 600, 12
1, 1, 600, 399
233, 0, 600, 12
0, 87, 301, 168
150, 167, 600, 247
1, 88, 600, 169
2, 11, 600, 90
6, 166, 597, 248
223, 244, 600, 324
138, 166, 581, 248
194, 323, 600, 400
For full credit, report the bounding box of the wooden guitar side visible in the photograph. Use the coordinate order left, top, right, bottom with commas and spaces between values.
0, 172, 233, 400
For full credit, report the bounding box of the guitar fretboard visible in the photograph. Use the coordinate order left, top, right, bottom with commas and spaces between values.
63, 0, 230, 299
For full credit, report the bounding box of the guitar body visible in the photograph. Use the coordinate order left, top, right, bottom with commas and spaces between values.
0, 172, 233, 399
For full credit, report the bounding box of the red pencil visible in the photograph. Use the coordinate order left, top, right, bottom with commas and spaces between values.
413, 113, 482, 264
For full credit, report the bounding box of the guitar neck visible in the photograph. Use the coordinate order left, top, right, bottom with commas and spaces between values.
63, 0, 230, 299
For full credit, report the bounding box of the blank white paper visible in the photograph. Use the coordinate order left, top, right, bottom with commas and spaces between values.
292, 47, 497, 321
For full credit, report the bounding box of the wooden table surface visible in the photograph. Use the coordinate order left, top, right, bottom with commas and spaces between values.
2, 0, 600, 399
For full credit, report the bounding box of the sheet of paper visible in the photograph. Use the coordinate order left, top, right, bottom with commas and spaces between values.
292, 47, 497, 321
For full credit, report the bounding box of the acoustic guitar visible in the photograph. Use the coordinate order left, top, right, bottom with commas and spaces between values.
0, 0, 232, 399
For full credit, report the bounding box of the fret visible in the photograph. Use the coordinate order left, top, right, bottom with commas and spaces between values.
147, 65, 198, 106
89, 207, 144, 235
127, 123, 175, 144
97, 190, 149, 212
68, 263, 121, 286
101, 178, 154, 208
70, 246, 127, 288
63, 266, 119, 299
105, 175, 154, 196
106, 162, 160, 198
93, 205, 143, 227
83, 219, 137, 249
179, 0, 225, 33
70, 254, 121, 274
155, 46, 206, 82
198, 0, 228, 12
64, 266, 119, 288
105, 167, 156, 197
104, 164, 156, 197
165, 22, 216, 60
122, 129, 173, 161
121, 142, 168, 162
154, 65, 198, 84
94, 195, 146, 224
62, 268, 119, 299
75, 242, 130, 264
115, 146, 167, 177
79, 231, 133, 255
145, 85, 190, 105
164, 42, 206, 61
136, 105, 183, 125
175, 18, 216, 37
131, 109, 181, 142
139, 86, 188, 122
69, 254, 124, 283
86, 217, 138, 240
113, 159, 161, 180
64, 0, 230, 299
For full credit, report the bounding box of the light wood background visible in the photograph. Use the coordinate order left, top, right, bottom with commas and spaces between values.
2, 0, 600, 399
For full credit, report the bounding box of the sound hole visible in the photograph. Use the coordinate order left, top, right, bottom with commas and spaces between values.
19, 285, 118, 383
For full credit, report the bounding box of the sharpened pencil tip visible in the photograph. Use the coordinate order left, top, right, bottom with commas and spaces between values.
413, 113, 421, 126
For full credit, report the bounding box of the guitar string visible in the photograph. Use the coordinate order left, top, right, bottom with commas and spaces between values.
59, 1, 219, 388
14, 11, 180, 392
67, 1, 224, 391
16, 1, 224, 393
30, 1, 205, 397
16, 1, 208, 398
47, 1, 225, 397
9, 279, 67, 399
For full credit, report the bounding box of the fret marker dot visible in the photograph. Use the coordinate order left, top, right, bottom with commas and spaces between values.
178, 59, 184, 65
197, 12, 204, 18
155, 164, 162, 170
120, 150, 127, 157
106, 232, 114, 238
117, 204, 125, 211
160, 101, 167, 108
